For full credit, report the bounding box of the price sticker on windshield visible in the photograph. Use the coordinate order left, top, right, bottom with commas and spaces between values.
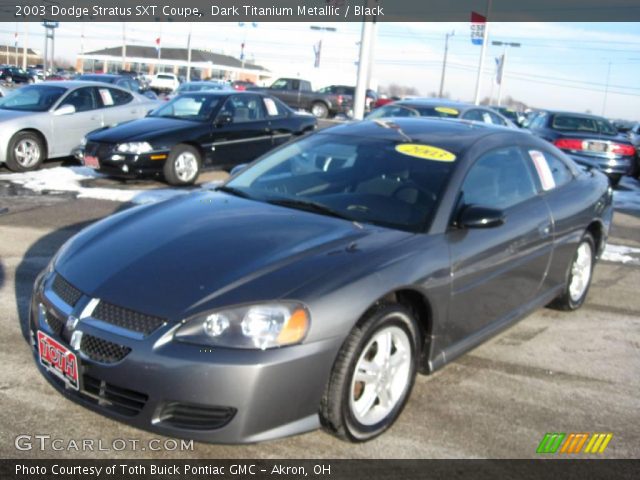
98, 88, 114, 106
396, 144, 456, 162
529, 150, 556, 191
435, 107, 459, 116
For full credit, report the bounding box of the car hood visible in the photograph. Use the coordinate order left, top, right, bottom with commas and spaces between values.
0, 108, 38, 122
55, 192, 402, 321
88, 116, 200, 143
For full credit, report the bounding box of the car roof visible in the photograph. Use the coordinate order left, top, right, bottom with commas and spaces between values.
393, 98, 476, 109
544, 110, 610, 121
33, 80, 128, 89
324, 117, 525, 152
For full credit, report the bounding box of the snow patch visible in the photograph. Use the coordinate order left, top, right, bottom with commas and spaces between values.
0, 166, 218, 205
602, 244, 640, 265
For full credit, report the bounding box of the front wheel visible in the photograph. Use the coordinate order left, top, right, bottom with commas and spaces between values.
550, 233, 595, 311
320, 303, 420, 442
163, 145, 201, 186
6, 131, 45, 172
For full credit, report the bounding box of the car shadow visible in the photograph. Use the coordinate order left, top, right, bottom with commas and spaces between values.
613, 175, 640, 218
15, 203, 134, 342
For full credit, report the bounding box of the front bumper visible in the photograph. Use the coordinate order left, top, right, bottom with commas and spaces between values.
30, 271, 341, 443
82, 143, 168, 179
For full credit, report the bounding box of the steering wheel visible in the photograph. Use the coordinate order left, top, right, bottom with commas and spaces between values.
391, 182, 437, 203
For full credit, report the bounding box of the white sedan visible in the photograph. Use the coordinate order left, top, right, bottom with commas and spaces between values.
0, 81, 160, 172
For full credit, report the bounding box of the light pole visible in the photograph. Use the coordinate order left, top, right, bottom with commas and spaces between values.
438, 30, 455, 98
473, 0, 492, 105
492, 40, 520, 106
310, 25, 337, 69
602, 60, 612, 116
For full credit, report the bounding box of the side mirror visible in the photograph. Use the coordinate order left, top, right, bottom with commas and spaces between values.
54, 104, 76, 116
457, 205, 505, 229
229, 163, 248, 176
215, 113, 233, 127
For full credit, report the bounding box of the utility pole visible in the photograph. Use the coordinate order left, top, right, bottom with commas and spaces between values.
473, 0, 492, 105
186, 26, 192, 81
602, 60, 612, 116
122, 23, 127, 71
492, 41, 520, 106
22, 22, 28, 69
354, 22, 374, 119
438, 30, 455, 98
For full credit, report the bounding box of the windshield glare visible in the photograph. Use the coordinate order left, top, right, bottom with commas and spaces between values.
0, 85, 67, 112
227, 133, 456, 232
150, 94, 220, 121
368, 104, 460, 120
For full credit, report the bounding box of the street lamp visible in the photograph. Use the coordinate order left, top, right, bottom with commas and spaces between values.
310, 25, 337, 68
491, 40, 521, 106
438, 30, 455, 98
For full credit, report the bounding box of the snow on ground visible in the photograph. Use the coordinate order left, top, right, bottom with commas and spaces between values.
602, 244, 640, 266
0, 166, 219, 205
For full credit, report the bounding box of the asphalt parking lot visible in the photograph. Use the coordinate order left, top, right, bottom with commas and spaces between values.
0, 162, 639, 459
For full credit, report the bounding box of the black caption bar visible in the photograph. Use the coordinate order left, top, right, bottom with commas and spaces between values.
2, 460, 640, 480
4, 0, 640, 22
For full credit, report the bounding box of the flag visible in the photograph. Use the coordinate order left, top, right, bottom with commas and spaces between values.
14, 32, 18, 47
155, 37, 161, 52
495, 54, 505, 84
470, 11, 486, 45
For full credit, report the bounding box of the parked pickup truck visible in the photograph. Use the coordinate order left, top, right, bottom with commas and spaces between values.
250, 78, 351, 118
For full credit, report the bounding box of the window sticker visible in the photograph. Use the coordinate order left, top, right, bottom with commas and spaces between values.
395, 144, 456, 162
98, 89, 114, 106
435, 106, 459, 115
264, 98, 279, 116
529, 150, 556, 191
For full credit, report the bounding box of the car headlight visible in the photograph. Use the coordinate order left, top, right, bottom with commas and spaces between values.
116, 142, 153, 154
174, 302, 310, 350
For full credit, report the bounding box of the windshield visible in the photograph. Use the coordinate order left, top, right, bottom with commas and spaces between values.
368, 104, 461, 120
149, 94, 221, 121
225, 133, 456, 232
0, 85, 67, 112
552, 115, 617, 135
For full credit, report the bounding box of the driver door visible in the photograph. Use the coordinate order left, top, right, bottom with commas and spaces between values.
51, 87, 104, 156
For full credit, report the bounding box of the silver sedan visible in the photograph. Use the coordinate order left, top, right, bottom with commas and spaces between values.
0, 81, 160, 171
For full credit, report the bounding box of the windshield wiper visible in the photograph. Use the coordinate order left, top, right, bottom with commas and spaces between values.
372, 119, 414, 142
267, 198, 355, 221
215, 185, 253, 199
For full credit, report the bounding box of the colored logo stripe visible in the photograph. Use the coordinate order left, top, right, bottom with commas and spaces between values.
537, 433, 566, 453
584, 433, 613, 454
537, 433, 613, 454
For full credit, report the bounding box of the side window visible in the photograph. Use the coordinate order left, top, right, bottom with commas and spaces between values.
263, 96, 288, 117
105, 88, 133, 107
530, 113, 547, 130
60, 87, 98, 112
462, 147, 538, 210
461, 109, 485, 122
488, 111, 507, 126
220, 95, 265, 123
528, 150, 573, 189
290, 80, 300, 90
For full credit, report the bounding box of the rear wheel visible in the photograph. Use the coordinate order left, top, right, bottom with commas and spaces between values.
6, 131, 45, 172
320, 303, 420, 442
163, 145, 201, 186
311, 102, 329, 119
608, 174, 622, 187
550, 232, 595, 311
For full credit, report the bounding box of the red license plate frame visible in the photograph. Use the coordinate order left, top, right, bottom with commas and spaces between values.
37, 330, 80, 391
83, 154, 100, 169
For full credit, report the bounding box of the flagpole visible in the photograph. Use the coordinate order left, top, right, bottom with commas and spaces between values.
186, 25, 192, 81
22, 22, 28, 70
473, 0, 492, 105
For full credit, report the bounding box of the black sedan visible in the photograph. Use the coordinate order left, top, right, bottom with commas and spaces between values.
527, 110, 636, 186
367, 98, 517, 128
31, 118, 612, 443
0, 67, 33, 84
82, 91, 317, 185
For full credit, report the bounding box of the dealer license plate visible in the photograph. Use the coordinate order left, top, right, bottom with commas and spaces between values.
83, 154, 100, 169
37, 330, 79, 390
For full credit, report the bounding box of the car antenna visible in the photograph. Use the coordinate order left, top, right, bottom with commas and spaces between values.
372, 119, 413, 143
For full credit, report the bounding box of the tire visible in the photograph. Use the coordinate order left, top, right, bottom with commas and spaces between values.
311, 102, 329, 119
5, 76, 12, 84
163, 144, 201, 186
549, 232, 595, 311
6, 131, 45, 172
608, 174, 622, 187
320, 302, 420, 442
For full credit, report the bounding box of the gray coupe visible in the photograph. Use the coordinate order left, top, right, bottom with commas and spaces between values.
0, 81, 160, 172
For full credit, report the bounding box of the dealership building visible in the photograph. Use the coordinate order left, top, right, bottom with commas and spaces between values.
76, 45, 271, 82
